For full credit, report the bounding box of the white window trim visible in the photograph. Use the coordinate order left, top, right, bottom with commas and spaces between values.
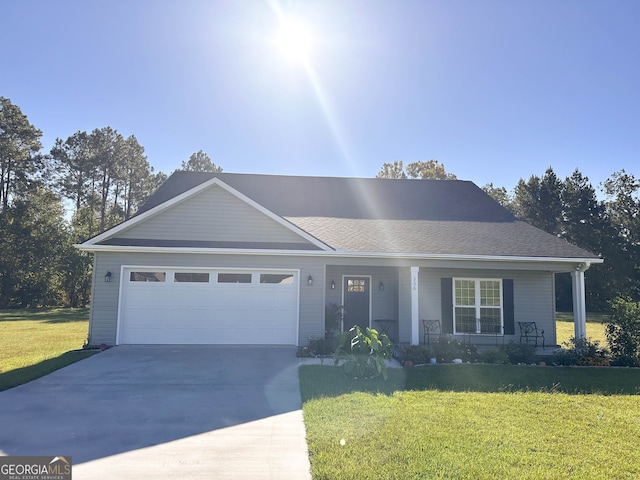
452, 278, 504, 335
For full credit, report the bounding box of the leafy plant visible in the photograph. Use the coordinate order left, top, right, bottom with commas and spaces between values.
606, 297, 640, 364
334, 326, 393, 380
503, 341, 537, 364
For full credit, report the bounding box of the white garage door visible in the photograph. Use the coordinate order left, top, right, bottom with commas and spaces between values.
118, 268, 299, 345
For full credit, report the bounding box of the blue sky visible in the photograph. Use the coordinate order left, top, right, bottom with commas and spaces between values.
2, 0, 639, 191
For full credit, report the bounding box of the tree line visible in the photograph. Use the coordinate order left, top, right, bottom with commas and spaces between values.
378, 160, 640, 311
0, 97, 220, 308
1, 96, 638, 312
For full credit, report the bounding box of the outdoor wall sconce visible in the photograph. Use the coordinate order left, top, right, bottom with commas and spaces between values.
307, 275, 313, 286
379, 281, 385, 291
105, 271, 112, 283
330, 280, 336, 289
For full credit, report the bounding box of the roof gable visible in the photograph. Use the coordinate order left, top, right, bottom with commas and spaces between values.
84, 177, 330, 251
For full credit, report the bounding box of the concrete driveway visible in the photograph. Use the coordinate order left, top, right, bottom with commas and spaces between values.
0, 345, 311, 479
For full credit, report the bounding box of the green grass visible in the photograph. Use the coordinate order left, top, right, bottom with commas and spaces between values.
301, 365, 640, 479
0, 307, 97, 391
556, 311, 608, 347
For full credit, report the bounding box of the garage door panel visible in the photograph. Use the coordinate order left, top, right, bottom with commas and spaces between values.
119, 268, 298, 345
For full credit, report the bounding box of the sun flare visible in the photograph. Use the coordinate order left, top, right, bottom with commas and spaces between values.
274, 19, 314, 63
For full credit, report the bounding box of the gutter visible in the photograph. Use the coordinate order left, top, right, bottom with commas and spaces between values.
74, 244, 602, 267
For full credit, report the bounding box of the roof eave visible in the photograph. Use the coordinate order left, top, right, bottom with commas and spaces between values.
75, 243, 602, 266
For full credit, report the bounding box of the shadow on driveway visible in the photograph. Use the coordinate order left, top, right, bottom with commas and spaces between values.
0, 345, 310, 479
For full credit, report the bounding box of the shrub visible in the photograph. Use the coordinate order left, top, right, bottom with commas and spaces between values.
552, 337, 610, 367
324, 303, 343, 337
611, 355, 640, 367
432, 336, 477, 363
296, 346, 311, 358
576, 356, 610, 367
309, 337, 337, 356
552, 349, 578, 366
606, 297, 640, 364
478, 348, 509, 364
502, 342, 536, 364
334, 326, 393, 379
397, 345, 431, 366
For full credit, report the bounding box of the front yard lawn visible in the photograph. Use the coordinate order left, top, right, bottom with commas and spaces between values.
0, 308, 97, 391
301, 365, 640, 479
556, 311, 608, 346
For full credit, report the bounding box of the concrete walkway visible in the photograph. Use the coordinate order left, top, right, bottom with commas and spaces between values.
0, 345, 311, 479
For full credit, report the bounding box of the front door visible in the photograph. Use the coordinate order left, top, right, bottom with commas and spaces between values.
342, 276, 370, 331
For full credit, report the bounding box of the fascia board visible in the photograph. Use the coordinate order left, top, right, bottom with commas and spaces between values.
75, 243, 602, 266
81, 177, 333, 251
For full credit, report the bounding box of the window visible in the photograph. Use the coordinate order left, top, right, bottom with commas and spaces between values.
130, 272, 166, 282
453, 279, 502, 334
218, 273, 252, 284
347, 279, 366, 293
260, 274, 294, 284
175, 272, 209, 283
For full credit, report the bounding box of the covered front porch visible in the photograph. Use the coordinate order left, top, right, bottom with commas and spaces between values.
323, 261, 593, 348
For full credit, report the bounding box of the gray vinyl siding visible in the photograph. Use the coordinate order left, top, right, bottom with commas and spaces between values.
89, 253, 121, 345
416, 268, 555, 345
88, 251, 325, 346
117, 185, 310, 245
89, 251, 557, 347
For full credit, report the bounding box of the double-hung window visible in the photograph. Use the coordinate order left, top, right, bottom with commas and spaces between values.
453, 278, 503, 335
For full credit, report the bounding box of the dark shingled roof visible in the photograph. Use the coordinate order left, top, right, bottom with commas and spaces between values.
131, 171, 598, 259
137, 172, 514, 221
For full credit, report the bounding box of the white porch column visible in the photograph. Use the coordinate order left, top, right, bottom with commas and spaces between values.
411, 266, 420, 345
571, 265, 588, 340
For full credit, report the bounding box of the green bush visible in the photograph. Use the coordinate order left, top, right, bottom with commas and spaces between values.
334, 326, 393, 379
309, 337, 337, 356
551, 337, 610, 366
606, 297, 640, 364
610, 355, 640, 367
478, 348, 509, 364
432, 336, 477, 363
503, 342, 537, 364
397, 345, 431, 366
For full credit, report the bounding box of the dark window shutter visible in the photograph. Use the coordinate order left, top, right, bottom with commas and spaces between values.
441, 277, 453, 334
503, 279, 515, 335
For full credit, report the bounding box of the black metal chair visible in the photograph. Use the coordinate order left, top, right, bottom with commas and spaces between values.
374, 319, 397, 343
422, 319, 442, 345
518, 321, 545, 349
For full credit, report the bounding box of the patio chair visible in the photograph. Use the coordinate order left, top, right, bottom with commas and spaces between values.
422, 319, 442, 345
518, 321, 545, 349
